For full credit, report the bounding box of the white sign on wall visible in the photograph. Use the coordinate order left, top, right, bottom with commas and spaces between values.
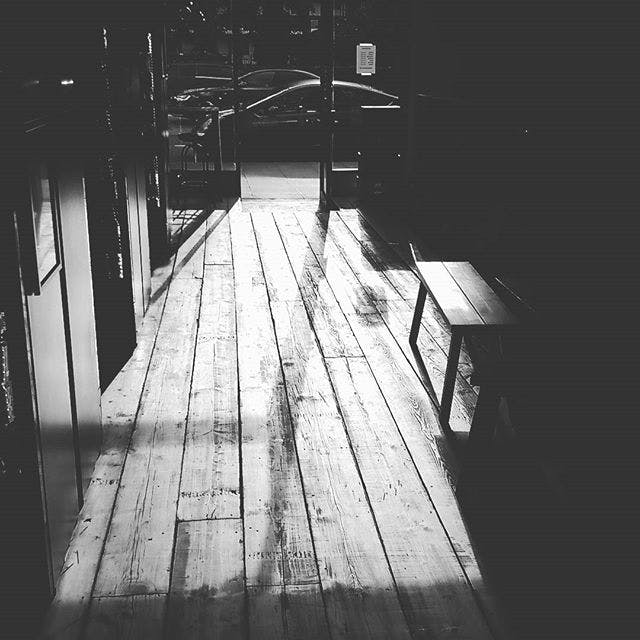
356, 43, 376, 75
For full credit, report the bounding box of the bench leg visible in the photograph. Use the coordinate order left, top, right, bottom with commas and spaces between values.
440, 329, 462, 429
409, 284, 427, 346
456, 381, 500, 501
468, 383, 500, 453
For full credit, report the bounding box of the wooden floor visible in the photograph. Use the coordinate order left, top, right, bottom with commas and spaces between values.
40, 199, 508, 640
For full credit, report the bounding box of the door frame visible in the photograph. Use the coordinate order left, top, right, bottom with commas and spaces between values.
229, 0, 335, 206
319, 0, 336, 209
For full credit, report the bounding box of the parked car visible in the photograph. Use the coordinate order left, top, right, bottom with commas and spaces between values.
170, 68, 320, 114
215, 79, 398, 160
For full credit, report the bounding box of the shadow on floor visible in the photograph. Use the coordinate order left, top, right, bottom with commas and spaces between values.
346, 194, 637, 640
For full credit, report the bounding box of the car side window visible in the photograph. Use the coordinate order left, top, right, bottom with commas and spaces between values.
274, 70, 305, 87
359, 89, 396, 106
243, 71, 275, 88
254, 88, 320, 116
334, 88, 356, 111
253, 93, 295, 117
295, 88, 321, 111
335, 87, 395, 110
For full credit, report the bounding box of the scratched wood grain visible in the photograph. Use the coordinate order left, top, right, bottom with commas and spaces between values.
251, 202, 361, 358
166, 519, 245, 639
269, 297, 412, 640
337, 208, 477, 380
289, 208, 378, 315
93, 229, 204, 596
230, 203, 318, 588
291, 207, 508, 638
327, 356, 493, 639
205, 211, 232, 265
178, 264, 240, 520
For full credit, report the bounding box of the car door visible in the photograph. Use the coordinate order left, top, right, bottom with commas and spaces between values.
333, 86, 397, 160
243, 87, 320, 158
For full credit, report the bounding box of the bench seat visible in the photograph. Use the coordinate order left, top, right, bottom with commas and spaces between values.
408, 244, 518, 433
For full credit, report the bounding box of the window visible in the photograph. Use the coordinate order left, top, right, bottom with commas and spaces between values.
287, 87, 320, 112
274, 70, 311, 87
254, 87, 320, 116
28, 162, 60, 285
335, 87, 396, 110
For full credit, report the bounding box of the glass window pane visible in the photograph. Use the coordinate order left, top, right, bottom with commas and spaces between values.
242, 70, 275, 87
29, 162, 58, 283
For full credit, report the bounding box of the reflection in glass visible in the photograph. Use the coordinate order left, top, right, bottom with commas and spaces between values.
332, 2, 405, 170
166, 0, 237, 173
29, 163, 58, 284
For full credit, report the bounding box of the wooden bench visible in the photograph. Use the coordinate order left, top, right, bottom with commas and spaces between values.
408, 244, 518, 433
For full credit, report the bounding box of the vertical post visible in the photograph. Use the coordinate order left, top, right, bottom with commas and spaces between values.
230, 0, 241, 193
405, 0, 418, 211
319, 0, 335, 209
147, 25, 170, 267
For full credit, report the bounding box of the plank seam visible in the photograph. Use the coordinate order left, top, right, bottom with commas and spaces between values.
336, 209, 477, 396
274, 210, 440, 639
247, 205, 334, 640
335, 208, 504, 639
79, 219, 187, 640
165, 223, 206, 630
229, 196, 251, 640
291, 208, 503, 639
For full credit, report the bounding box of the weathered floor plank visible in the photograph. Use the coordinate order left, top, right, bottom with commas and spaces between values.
276, 206, 378, 316
84, 595, 166, 639
248, 584, 329, 640
230, 203, 318, 588
250, 202, 361, 358
205, 213, 232, 265
326, 356, 493, 639
166, 519, 245, 639
290, 206, 507, 637
178, 264, 240, 521
42, 199, 508, 640
243, 201, 412, 639
93, 228, 205, 596
268, 297, 412, 640
324, 210, 477, 432
337, 207, 476, 378
373, 298, 478, 435
291, 208, 458, 479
